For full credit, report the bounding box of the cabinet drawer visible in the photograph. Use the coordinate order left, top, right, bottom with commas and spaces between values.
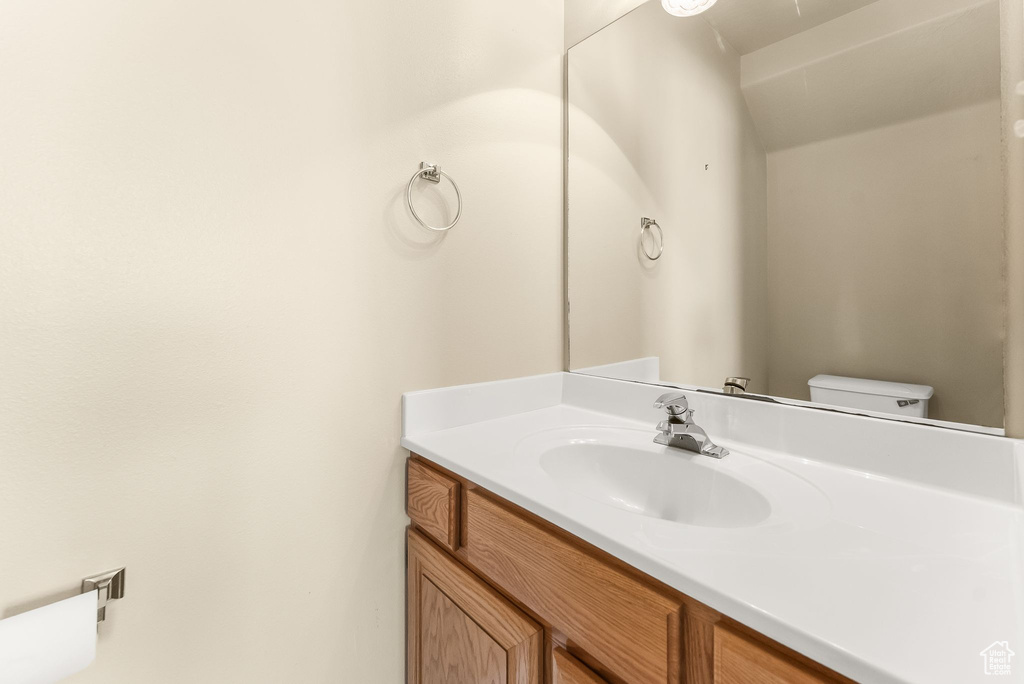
714, 625, 834, 684
553, 647, 607, 684
407, 459, 460, 551
462, 489, 682, 683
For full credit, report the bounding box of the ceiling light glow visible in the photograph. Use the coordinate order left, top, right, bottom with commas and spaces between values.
661, 0, 719, 17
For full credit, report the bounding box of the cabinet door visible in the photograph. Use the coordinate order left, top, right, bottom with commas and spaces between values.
408, 529, 542, 684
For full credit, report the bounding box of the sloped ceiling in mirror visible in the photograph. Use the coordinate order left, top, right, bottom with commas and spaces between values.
702, 0, 877, 54
737, 0, 1000, 151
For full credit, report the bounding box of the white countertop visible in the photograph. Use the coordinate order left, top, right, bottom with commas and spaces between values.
402, 373, 1024, 684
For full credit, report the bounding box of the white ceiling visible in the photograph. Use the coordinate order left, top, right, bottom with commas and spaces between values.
702, 0, 879, 54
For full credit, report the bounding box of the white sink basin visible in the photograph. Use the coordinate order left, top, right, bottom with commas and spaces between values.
540, 441, 771, 527
516, 427, 829, 529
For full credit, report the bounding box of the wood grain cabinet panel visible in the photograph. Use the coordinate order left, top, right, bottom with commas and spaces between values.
408, 459, 460, 552
553, 647, 607, 684
421, 578, 507, 682
713, 625, 835, 684
461, 489, 683, 683
408, 529, 542, 684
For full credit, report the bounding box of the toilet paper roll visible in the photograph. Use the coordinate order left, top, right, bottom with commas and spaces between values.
0, 591, 97, 684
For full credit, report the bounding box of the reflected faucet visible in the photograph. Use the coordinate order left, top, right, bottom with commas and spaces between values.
723, 377, 750, 395
653, 392, 729, 459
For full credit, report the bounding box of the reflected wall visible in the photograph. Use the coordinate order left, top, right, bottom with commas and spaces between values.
567, 0, 1008, 430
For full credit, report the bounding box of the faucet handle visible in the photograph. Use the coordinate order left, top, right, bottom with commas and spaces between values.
654, 392, 689, 416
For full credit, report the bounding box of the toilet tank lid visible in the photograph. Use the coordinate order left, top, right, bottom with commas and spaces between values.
808, 374, 934, 400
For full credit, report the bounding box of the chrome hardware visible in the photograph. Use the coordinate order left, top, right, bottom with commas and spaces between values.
82, 567, 126, 624
724, 377, 750, 395
654, 391, 690, 416
640, 218, 664, 261
407, 162, 463, 232
653, 393, 728, 458
897, 399, 920, 408
419, 162, 442, 184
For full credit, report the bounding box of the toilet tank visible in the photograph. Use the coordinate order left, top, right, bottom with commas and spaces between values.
807, 375, 934, 418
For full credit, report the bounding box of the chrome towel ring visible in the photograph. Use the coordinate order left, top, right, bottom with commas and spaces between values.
640, 217, 664, 260
407, 162, 463, 232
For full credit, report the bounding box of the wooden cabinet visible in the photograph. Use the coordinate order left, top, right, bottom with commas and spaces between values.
407, 529, 542, 684
407, 458, 460, 552
552, 647, 607, 684
713, 625, 833, 684
462, 489, 682, 683
406, 457, 852, 684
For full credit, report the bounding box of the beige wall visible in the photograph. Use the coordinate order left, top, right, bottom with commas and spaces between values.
567, 0, 769, 391
766, 102, 1005, 427
0, 1, 563, 682
1003, 0, 1024, 437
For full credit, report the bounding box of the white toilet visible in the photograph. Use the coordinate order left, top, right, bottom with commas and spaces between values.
808, 374, 934, 418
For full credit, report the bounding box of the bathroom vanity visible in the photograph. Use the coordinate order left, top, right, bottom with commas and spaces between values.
406, 457, 851, 683
402, 373, 1024, 684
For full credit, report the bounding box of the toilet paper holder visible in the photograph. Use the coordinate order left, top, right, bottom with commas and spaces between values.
81, 568, 125, 624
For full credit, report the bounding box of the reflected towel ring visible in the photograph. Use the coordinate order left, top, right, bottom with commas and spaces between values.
407, 162, 463, 232
640, 217, 664, 260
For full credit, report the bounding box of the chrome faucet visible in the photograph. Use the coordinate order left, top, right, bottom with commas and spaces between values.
653, 392, 729, 459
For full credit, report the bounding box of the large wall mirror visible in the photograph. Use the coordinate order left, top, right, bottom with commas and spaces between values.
567, 0, 1008, 433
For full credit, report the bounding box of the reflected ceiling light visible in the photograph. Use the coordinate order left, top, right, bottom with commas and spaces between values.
661, 0, 719, 16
